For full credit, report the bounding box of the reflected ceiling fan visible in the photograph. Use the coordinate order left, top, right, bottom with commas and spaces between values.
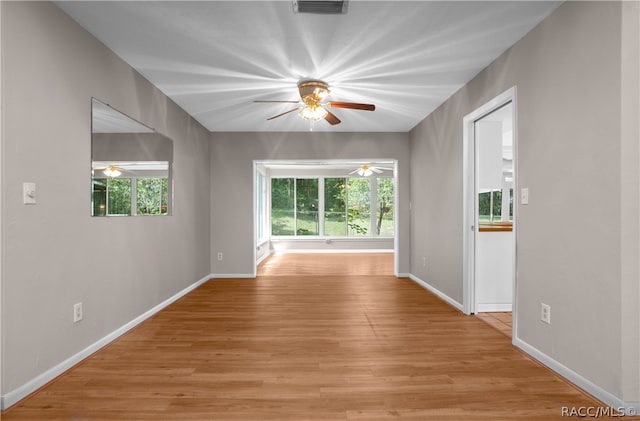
349, 163, 393, 177
254, 80, 375, 126
92, 164, 123, 177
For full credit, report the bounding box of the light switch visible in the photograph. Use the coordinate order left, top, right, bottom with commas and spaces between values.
520, 187, 529, 205
23, 182, 36, 205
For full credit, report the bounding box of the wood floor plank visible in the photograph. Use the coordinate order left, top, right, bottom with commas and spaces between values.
2, 253, 616, 420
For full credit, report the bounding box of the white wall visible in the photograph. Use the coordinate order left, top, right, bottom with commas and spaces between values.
210, 132, 410, 277
410, 0, 639, 407
1, 1, 211, 400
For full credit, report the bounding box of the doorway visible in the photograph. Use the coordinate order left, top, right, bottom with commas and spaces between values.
463, 88, 517, 338
252, 160, 400, 277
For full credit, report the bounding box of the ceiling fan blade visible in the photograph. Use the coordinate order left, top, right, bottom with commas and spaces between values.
327, 101, 375, 111
348, 168, 360, 174
324, 110, 341, 125
254, 100, 300, 104
371, 167, 384, 173
266, 107, 301, 121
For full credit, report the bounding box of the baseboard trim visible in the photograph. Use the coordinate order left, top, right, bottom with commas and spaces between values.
514, 337, 640, 415
272, 249, 394, 254
477, 303, 512, 312
408, 274, 464, 312
210, 273, 256, 279
1, 273, 213, 411
256, 250, 272, 266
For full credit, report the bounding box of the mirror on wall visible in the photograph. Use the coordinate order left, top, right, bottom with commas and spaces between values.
91, 98, 173, 216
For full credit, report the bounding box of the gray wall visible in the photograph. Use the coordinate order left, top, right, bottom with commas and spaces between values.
620, 1, 640, 404
210, 132, 410, 276
2, 0, 638, 410
410, 1, 639, 403
2, 1, 211, 394
92, 132, 173, 162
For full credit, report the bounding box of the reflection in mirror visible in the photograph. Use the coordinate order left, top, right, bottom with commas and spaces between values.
91, 98, 173, 216
476, 101, 513, 230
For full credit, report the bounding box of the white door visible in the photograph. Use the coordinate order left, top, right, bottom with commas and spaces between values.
463, 88, 517, 322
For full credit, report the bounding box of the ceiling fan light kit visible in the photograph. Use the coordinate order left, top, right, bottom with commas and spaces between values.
349, 163, 392, 177
255, 79, 375, 128
103, 165, 122, 178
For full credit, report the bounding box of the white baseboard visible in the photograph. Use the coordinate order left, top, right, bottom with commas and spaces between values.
514, 338, 640, 415
477, 303, 512, 312
1, 274, 212, 411
408, 274, 464, 312
210, 273, 256, 278
272, 249, 394, 254
256, 250, 272, 266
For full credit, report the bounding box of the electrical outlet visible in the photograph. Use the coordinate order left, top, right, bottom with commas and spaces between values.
217, 252, 224, 261
540, 303, 551, 324
422, 256, 427, 267
73, 302, 83, 323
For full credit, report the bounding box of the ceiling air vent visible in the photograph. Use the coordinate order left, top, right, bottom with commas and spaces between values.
293, 0, 349, 14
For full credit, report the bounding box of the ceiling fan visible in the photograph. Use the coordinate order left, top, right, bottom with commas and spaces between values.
254, 80, 375, 126
349, 163, 393, 177
92, 164, 123, 177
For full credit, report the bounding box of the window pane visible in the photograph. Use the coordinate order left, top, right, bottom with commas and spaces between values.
376, 178, 394, 236
324, 178, 346, 236
92, 179, 107, 216
107, 178, 131, 216
137, 178, 167, 215
478, 190, 492, 223
256, 171, 266, 242
271, 178, 295, 235
296, 178, 318, 235
161, 178, 168, 214
347, 178, 370, 236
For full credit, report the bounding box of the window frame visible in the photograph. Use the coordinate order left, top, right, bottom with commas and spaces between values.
269, 175, 394, 239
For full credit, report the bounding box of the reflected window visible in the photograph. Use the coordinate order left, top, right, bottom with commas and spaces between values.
91, 161, 169, 216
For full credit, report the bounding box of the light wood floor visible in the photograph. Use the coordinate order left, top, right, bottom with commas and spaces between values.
477, 312, 513, 338
3, 253, 606, 420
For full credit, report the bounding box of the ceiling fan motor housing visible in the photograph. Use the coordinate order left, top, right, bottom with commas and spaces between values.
298, 80, 329, 104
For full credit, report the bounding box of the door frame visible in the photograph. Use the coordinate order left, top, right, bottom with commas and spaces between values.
462, 87, 518, 332
253, 159, 401, 276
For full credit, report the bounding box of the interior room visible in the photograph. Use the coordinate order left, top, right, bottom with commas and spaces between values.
1, 0, 639, 418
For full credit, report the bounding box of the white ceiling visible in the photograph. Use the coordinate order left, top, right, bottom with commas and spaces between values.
57, 1, 560, 133
92, 99, 155, 133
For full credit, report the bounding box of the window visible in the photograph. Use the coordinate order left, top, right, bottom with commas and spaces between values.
271, 176, 394, 237
136, 178, 168, 215
347, 178, 370, 236
271, 178, 295, 235
295, 179, 319, 235
478, 188, 513, 223
92, 178, 132, 216
256, 170, 267, 243
324, 178, 346, 236
92, 177, 168, 216
376, 177, 395, 236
